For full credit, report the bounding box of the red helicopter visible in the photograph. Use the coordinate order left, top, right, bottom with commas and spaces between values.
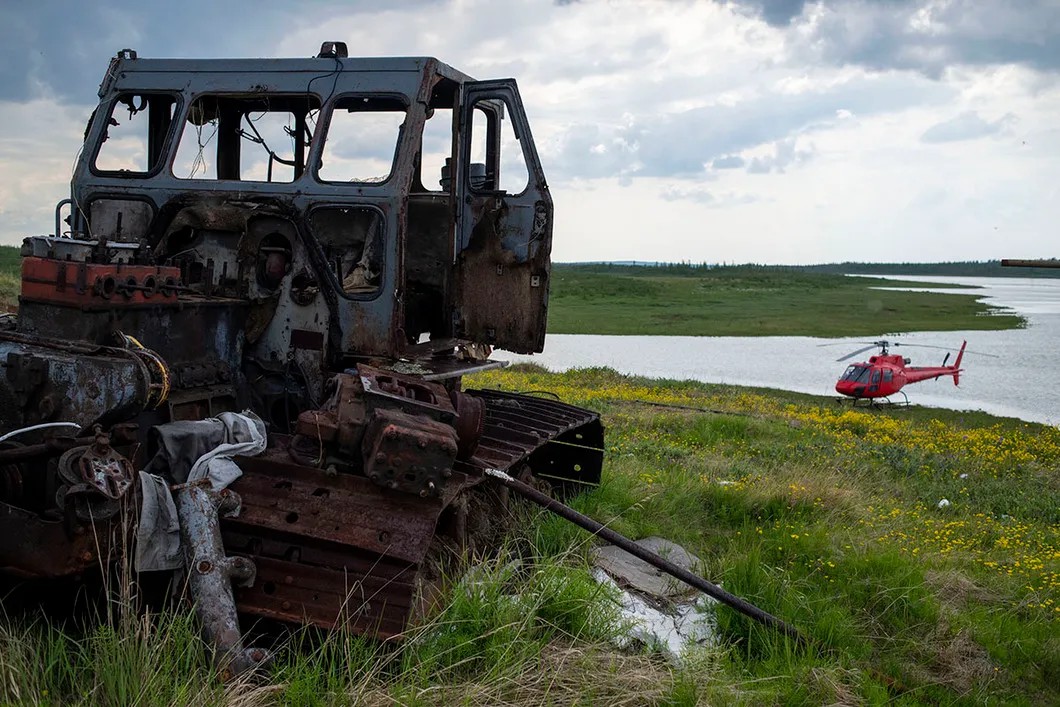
830, 340, 973, 404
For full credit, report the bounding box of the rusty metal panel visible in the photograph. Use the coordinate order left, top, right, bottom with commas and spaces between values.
233, 556, 415, 637
226, 456, 447, 563
0, 501, 102, 578
220, 452, 480, 635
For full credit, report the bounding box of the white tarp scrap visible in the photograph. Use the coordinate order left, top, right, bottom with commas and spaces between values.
135, 411, 266, 572
592, 536, 717, 661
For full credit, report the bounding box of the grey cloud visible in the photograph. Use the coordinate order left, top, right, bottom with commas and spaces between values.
720, 0, 809, 27
553, 123, 638, 180
724, 0, 1060, 75
0, 0, 406, 104
801, 1, 1060, 76
920, 111, 1015, 143
711, 154, 745, 169
551, 70, 945, 182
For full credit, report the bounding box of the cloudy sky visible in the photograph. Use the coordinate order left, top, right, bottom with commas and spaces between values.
0, 0, 1056, 264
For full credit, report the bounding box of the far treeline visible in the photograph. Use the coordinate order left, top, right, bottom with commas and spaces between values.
566, 259, 1060, 278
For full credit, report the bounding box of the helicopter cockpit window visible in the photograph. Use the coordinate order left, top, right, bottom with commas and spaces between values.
871, 370, 881, 384
843, 366, 871, 383
883, 370, 893, 383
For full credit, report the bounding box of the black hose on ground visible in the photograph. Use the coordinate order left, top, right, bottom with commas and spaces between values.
483, 467, 807, 646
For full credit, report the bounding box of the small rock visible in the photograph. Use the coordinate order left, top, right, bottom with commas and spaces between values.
937, 498, 951, 509
593, 537, 701, 598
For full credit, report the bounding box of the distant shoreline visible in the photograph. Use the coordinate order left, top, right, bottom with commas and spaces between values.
557, 259, 1060, 279
547, 264, 1024, 337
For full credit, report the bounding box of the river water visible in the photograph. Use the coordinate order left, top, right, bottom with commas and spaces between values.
499, 276, 1060, 427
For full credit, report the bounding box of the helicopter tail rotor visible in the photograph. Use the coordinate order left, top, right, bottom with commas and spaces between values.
953, 340, 967, 372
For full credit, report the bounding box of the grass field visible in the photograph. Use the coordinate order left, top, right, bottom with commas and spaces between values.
0, 246, 19, 309
0, 249, 1029, 335
3, 366, 1056, 705
548, 264, 1025, 337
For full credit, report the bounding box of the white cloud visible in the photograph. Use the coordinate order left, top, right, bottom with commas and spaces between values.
0, 0, 1056, 264
921, 110, 1015, 143
0, 98, 87, 239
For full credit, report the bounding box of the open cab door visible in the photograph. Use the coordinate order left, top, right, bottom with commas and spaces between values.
453, 79, 553, 354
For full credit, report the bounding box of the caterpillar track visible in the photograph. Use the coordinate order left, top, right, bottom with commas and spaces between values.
223, 391, 603, 636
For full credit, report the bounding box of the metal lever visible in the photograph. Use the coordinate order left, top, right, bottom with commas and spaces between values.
484, 467, 807, 645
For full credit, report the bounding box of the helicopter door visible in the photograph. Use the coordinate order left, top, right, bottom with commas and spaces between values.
869, 369, 881, 394
453, 80, 553, 354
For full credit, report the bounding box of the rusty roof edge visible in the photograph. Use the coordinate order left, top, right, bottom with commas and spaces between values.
111, 55, 475, 82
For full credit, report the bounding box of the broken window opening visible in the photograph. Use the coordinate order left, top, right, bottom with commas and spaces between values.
308, 206, 385, 299
418, 107, 454, 192
318, 95, 407, 184
172, 95, 319, 182
467, 99, 529, 195
94, 93, 177, 174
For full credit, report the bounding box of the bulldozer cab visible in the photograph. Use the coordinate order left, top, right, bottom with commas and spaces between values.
65, 44, 553, 373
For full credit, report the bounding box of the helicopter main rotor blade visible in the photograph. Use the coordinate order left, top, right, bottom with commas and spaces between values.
889, 342, 999, 358
836, 344, 880, 362
816, 341, 887, 348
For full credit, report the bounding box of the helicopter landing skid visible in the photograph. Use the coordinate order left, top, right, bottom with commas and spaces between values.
871, 391, 910, 409
836, 391, 911, 409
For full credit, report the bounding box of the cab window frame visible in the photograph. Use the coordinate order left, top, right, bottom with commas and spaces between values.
463, 97, 533, 198
90, 91, 183, 179
168, 92, 322, 183
313, 92, 410, 187
305, 203, 388, 303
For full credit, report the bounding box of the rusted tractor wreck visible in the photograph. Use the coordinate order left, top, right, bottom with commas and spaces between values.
1, 44, 803, 675
0, 43, 605, 673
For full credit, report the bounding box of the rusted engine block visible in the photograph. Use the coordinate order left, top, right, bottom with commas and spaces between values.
290, 366, 484, 497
